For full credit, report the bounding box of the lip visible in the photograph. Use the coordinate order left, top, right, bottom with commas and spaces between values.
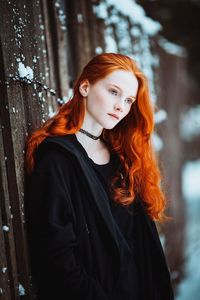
108, 113, 119, 120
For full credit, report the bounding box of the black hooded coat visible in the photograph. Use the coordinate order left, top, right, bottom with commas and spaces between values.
25, 134, 174, 300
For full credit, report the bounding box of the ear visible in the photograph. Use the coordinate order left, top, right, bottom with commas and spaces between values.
79, 79, 90, 97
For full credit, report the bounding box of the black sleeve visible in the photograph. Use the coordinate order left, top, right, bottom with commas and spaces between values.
25, 147, 110, 300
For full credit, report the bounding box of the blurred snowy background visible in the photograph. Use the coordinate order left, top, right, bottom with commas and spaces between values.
93, 1, 200, 296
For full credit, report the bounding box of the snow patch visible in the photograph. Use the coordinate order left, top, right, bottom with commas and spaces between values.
104, 27, 118, 52
177, 163, 200, 299
2, 267, 7, 273
77, 14, 83, 23
158, 37, 187, 57
152, 132, 163, 151
48, 105, 56, 118
180, 105, 200, 141
93, 2, 108, 19
182, 160, 200, 202
18, 283, 26, 296
105, 0, 162, 35
2, 225, 9, 232
95, 46, 103, 54
18, 61, 34, 80
155, 109, 168, 124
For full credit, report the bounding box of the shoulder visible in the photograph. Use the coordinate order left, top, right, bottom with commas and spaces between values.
35, 135, 76, 163
33, 135, 78, 175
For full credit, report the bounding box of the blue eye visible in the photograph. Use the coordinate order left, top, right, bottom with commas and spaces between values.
109, 89, 118, 96
125, 98, 133, 104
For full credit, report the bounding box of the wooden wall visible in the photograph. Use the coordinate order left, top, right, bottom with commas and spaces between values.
0, 0, 69, 298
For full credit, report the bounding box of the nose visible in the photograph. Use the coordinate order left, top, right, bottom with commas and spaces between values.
114, 102, 124, 112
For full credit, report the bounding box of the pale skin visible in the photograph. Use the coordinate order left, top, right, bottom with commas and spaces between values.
75, 69, 139, 165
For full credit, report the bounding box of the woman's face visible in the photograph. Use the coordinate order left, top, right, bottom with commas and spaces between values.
79, 69, 138, 129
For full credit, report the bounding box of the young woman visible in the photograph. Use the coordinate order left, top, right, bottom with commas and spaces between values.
25, 53, 174, 300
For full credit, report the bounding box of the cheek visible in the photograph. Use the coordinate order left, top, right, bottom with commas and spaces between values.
86, 91, 106, 113
93, 90, 108, 107
123, 106, 132, 117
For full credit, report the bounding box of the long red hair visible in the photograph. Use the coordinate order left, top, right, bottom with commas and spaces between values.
25, 53, 168, 222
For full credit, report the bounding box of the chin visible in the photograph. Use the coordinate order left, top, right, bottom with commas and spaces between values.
97, 117, 120, 130
102, 123, 118, 130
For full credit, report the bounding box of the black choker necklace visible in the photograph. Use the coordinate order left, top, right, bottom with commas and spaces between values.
79, 128, 101, 140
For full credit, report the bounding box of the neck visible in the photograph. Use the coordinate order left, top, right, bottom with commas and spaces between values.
75, 130, 103, 149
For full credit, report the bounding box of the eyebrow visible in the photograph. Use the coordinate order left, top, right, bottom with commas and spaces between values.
109, 84, 136, 100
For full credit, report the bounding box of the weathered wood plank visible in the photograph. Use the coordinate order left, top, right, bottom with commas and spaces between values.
0, 125, 13, 300
0, 0, 73, 298
0, 0, 56, 298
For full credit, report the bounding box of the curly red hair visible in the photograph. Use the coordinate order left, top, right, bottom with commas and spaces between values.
25, 53, 168, 222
